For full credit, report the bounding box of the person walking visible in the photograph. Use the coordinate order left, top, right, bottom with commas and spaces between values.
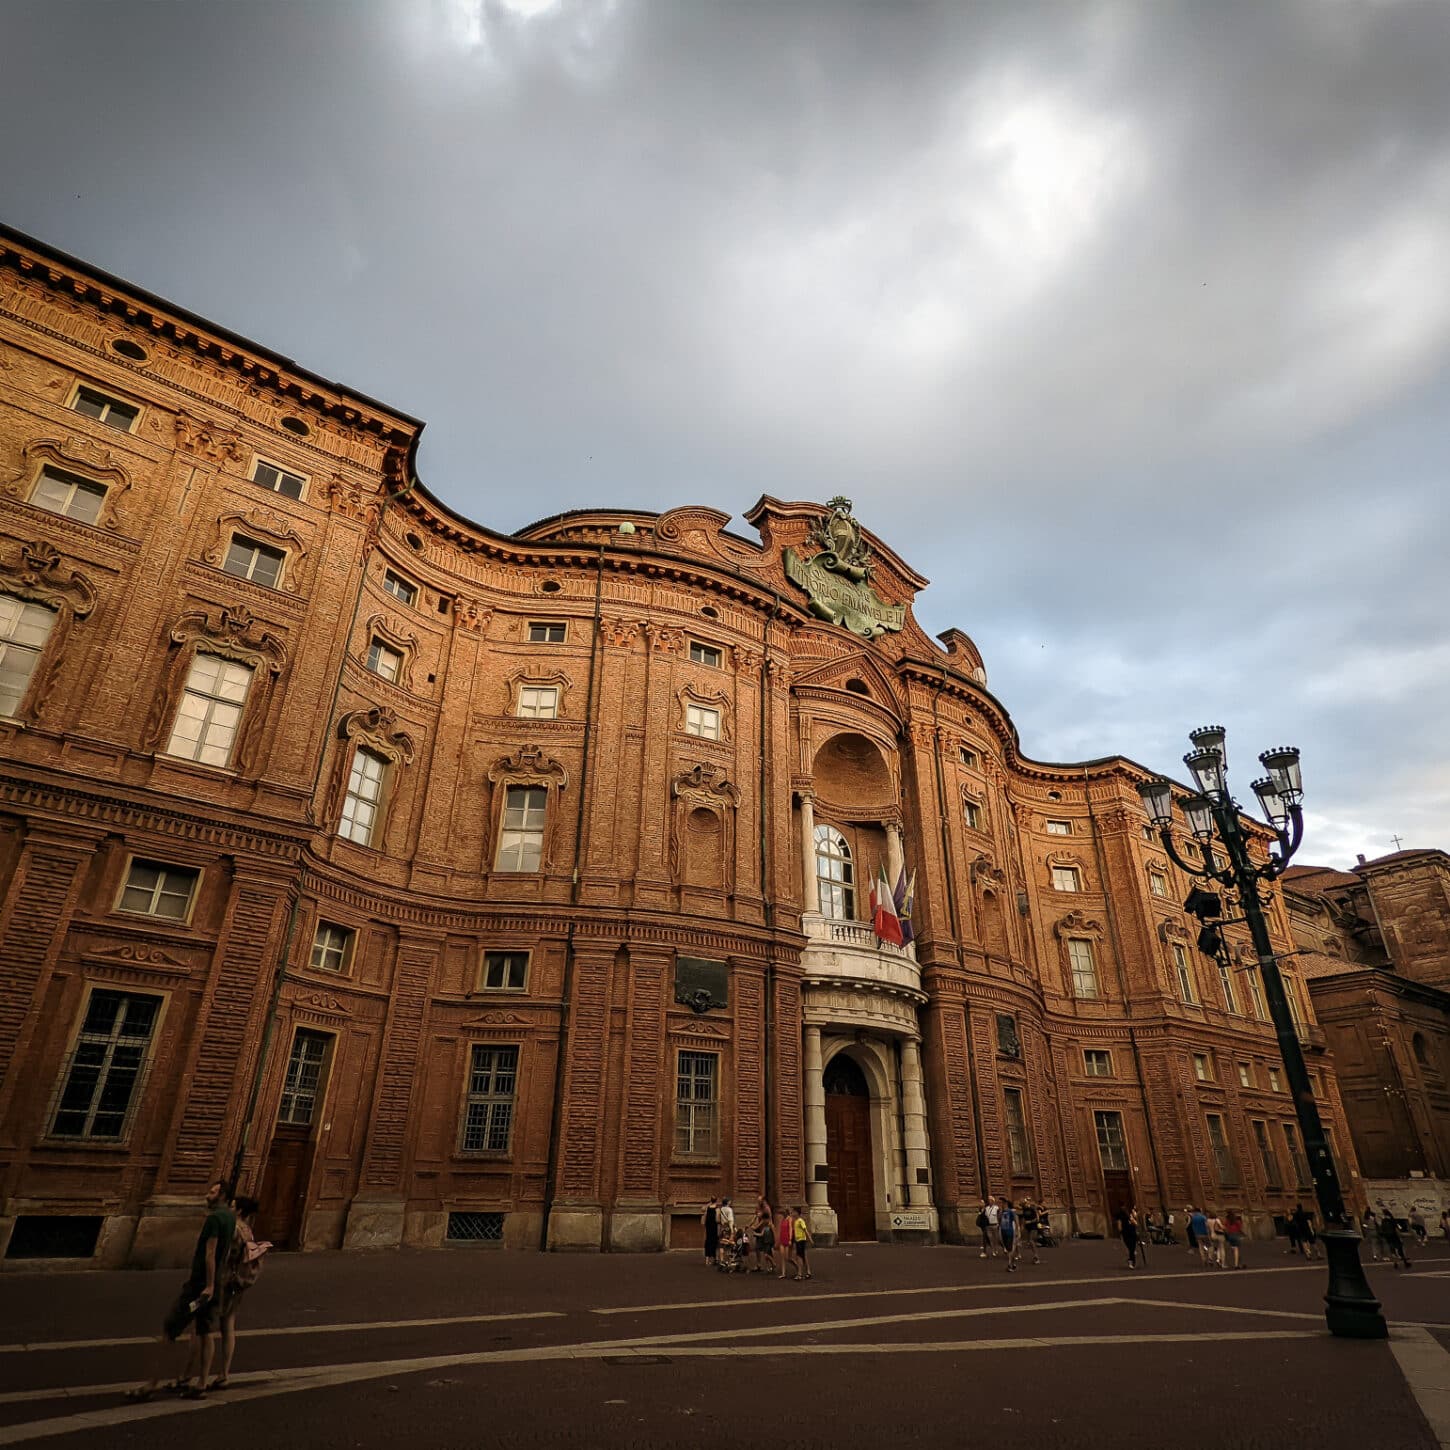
126, 1180, 235, 1402
1409, 1207, 1428, 1247
791, 1206, 814, 1281
1360, 1207, 1381, 1261
984, 1196, 1003, 1258
1000, 1199, 1020, 1273
976, 1200, 991, 1258
752, 1196, 775, 1274
1221, 1208, 1245, 1269
1185, 1205, 1200, 1258
702, 1195, 720, 1267
1189, 1206, 1211, 1268
1206, 1211, 1227, 1269
1290, 1204, 1315, 1260
777, 1206, 797, 1280
717, 1196, 736, 1262
1116, 1205, 1140, 1269
210, 1195, 269, 1391
1380, 1208, 1412, 1269
1020, 1199, 1043, 1266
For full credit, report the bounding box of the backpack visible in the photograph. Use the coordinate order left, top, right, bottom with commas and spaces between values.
226, 1222, 271, 1290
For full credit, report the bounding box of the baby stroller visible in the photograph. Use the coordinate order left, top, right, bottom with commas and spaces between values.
715, 1228, 752, 1273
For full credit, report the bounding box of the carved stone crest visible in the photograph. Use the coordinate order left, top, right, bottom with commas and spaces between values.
783, 499, 905, 639
807, 496, 874, 583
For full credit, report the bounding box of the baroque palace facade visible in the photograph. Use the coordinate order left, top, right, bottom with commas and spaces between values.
0, 225, 1361, 1267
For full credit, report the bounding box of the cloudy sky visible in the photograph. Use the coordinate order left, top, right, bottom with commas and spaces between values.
4, 1, 1447, 866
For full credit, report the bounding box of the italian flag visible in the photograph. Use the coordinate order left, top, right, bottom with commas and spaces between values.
870, 864, 905, 947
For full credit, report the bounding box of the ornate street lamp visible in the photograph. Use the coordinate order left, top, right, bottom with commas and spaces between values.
1136, 732, 1386, 1340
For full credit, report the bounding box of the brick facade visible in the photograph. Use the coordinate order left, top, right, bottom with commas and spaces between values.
0, 224, 1360, 1265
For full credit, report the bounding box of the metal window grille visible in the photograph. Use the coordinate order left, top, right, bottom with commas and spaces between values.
278, 1030, 331, 1126
311, 923, 352, 972
166, 653, 252, 767
1253, 1120, 1280, 1187
119, 860, 198, 920
496, 786, 547, 871
252, 461, 305, 499
339, 747, 387, 845
1003, 1088, 1032, 1175
461, 1045, 519, 1152
32, 466, 107, 524
0, 593, 57, 719
675, 1050, 718, 1158
1206, 1114, 1237, 1184
223, 535, 285, 588
446, 1211, 505, 1242
1068, 939, 1099, 998
50, 990, 160, 1140
482, 952, 529, 991
813, 824, 855, 921
1094, 1110, 1127, 1171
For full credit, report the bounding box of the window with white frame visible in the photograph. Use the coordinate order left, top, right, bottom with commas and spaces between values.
1142, 823, 1156, 841
528, 621, 566, 643
1194, 1051, 1214, 1081
278, 1029, 331, 1125
689, 641, 722, 668
310, 922, 353, 972
251, 459, 305, 500
1051, 865, 1081, 892
1206, 1113, 1237, 1184
495, 785, 547, 871
50, 989, 160, 1140
964, 798, 984, 831
165, 653, 253, 767
675, 1050, 718, 1158
383, 571, 418, 606
960, 747, 978, 768
1252, 1119, 1280, 1186
1084, 1049, 1113, 1077
71, 384, 138, 432
1067, 938, 1099, 998
813, 824, 855, 921
1148, 870, 1168, 898
0, 594, 57, 718
1046, 819, 1072, 835
223, 535, 286, 589
1217, 961, 1238, 1014
1172, 942, 1197, 1002
118, 860, 199, 920
1246, 967, 1267, 1020
1269, 1066, 1283, 1092
516, 685, 558, 719
1094, 1109, 1128, 1170
366, 638, 403, 683
480, 951, 529, 991
338, 747, 387, 846
1003, 1087, 1032, 1175
460, 1044, 519, 1153
1238, 1061, 1253, 1088
30, 465, 107, 525
684, 703, 721, 740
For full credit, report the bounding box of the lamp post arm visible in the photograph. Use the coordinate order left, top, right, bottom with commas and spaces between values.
1158, 828, 1214, 879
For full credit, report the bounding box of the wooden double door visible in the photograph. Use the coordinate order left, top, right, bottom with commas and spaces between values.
824, 1054, 878, 1241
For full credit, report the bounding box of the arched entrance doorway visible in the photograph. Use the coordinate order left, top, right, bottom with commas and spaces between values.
823, 1053, 877, 1241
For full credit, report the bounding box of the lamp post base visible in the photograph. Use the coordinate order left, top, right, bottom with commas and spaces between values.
1320, 1229, 1387, 1339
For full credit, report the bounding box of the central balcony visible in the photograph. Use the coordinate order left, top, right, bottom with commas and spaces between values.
800, 912, 924, 1004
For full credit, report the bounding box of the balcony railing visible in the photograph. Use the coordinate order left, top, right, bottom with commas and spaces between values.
800, 912, 922, 999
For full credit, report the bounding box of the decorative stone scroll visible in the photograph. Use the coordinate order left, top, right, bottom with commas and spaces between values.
676, 686, 732, 743
174, 410, 245, 465
4, 437, 133, 530
506, 667, 572, 717
670, 763, 739, 888
201, 508, 308, 584
141, 604, 288, 772
484, 745, 569, 872
362, 613, 420, 691
0, 539, 98, 722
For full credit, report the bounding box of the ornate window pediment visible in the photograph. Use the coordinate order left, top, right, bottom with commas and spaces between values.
202, 508, 309, 587
1054, 910, 1105, 940
506, 667, 572, 717
5, 437, 134, 531
361, 613, 420, 691
676, 686, 731, 743
338, 705, 416, 765
484, 745, 568, 874
486, 743, 567, 790
0, 539, 98, 724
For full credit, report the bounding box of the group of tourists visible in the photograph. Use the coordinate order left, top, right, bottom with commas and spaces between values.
126, 1180, 270, 1402
1180, 1205, 1247, 1268
701, 1195, 814, 1280
976, 1195, 1050, 1272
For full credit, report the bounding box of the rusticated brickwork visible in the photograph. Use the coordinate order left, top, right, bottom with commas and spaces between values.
363, 944, 437, 1190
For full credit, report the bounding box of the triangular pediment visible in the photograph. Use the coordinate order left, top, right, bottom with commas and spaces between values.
790, 650, 904, 715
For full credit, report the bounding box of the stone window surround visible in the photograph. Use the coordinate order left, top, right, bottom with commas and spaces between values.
676, 686, 731, 743
360, 613, 419, 691
6, 438, 134, 532
485, 745, 569, 875
324, 707, 417, 852
506, 667, 572, 719
200, 508, 309, 593
0, 537, 98, 725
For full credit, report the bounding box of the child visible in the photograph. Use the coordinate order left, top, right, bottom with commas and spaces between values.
791, 1205, 814, 1281
777, 1207, 796, 1280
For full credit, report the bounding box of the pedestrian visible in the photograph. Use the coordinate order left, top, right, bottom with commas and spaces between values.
1290, 1204, 1315, 1260
1286, 1210, 1301, 1257
777, 1206, 797, 1280
1222, 1208, 1245, 1269
985, 1196, 1003, 1257
210, 1195, 269, 1391
1360, 1207, 1381, 1261
702, 1195, 719, 1267
976, 1200, 991, 1258
791, 1205, 814, 1281
1441, 1208, 1450, 1245
1409, 1207, 1428, 1247
1206, 1211, 1226, 1268
1189, 1206, 1211, 1268
1001, 1199, 1020, 1272
752, 1196, 776, 1274
125, 1180, 235, 1402
1379, 1209, 1411, 1270
1020, 1199, 1043, 1265
718, 1196, 736, 1261
1116, 1204, 1139, 1269
1185, 1205, 1199, 1258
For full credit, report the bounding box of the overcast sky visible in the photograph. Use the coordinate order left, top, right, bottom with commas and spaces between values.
3, 1, 1447, 867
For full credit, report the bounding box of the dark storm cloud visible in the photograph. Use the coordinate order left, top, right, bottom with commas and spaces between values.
3, 0, 1447, 864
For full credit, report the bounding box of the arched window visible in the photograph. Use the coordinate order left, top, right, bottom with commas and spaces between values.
814, 823, 855, 920
1413, 1033, 1431, 1067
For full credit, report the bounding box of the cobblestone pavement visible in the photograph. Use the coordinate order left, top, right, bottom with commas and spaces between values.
3, 1237, 1448, 1448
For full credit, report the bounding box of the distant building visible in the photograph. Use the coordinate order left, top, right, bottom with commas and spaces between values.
1287, 850, 1450, 1216
0, 223, 1360, 1267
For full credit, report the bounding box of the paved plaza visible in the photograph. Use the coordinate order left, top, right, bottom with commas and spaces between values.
2, 1238, 1448, 1449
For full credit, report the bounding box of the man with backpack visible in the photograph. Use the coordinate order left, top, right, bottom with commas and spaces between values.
210, 1194, 271, 1390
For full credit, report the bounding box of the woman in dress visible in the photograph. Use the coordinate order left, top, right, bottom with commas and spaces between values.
701, 1195, 719, 1267
752, 1196, 775, 1274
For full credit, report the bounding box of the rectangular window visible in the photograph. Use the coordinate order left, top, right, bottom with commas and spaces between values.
528, 621, 567, 643
310, 922, 353, 972
1051, 865, 1081, 892
50, 989, 160, 1140
1246, 966, 1267, 1019
689, 641, 722, 667
1003, 1087, 1032, 1175
366, 638, 403, 683
1193, 1051, 1214, 1081
517, 685, 558, 719
1084, 1049, 1113, 1077
71, 385, 138, 432
964, 798, 983, 831
1252, 1119, 1280, 1187
1067, 938, 1099, 998
1217, 961, 1238, 1014
223, 535, 286, 589
675, 1050, 718, 1158
495, 785, 547, 872
481, 951, 529, 991
996, 1013, 1020, 1057
1283, 1122, 1311, 1187
1142, 823, 1156, 841
460, 1044, 519, 1153
0, 594, 57, 718
1172, 943, 1197, 1003
1148, 871, 1168, 898
1046, 820, 1072, 835
277, 1029, 331, 1126
165, 653, 252, 767
31, 465, 107, 525
1238, 1062, 1253, 1088
118, 860, 199, 921
383, 571, 418, 606
251, 460, 305, 500
1206, 1113, 1237, 1184
685, 703, 721, 740
960, 747, 977, 768
1269, 1066, 1283, 1092
1094, 1109, 1128, 1171
338, 747, 387, 846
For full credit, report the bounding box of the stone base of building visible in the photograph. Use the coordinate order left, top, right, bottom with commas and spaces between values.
128, 1197, 215, 1269
1364, 1177, 1450, 1219
807, 1203, 838, 1246
343, 1197, 407, 1250
0, 1207, 139, 1271
886, 1205, 939, 1244
547, 1201, 604, 1251
608, 1204, 666, 1252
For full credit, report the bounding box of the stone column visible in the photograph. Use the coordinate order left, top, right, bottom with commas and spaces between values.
900, 1037, 935, 1213
799, 792, 819, 915
885, 818, 904, 886
803, 1024, 837, 1240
